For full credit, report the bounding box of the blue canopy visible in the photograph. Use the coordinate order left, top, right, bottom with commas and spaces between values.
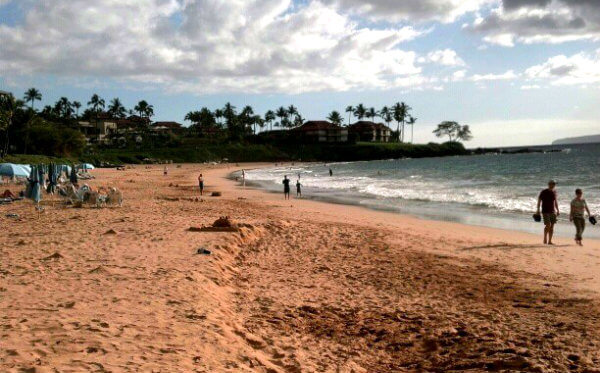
0, 163, 30, 178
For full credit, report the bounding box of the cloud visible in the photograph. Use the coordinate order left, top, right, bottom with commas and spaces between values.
525, 49, 600, 86
470, 70, 518, 81
419, 49, 466, 66
322, 0, 493, 23
469, 0, 600, 46
0, 0, 443, 94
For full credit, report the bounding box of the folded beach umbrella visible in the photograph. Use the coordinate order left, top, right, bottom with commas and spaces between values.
0, 163, 30, 178
70, 167, 78, 185
27, 165, 42, 203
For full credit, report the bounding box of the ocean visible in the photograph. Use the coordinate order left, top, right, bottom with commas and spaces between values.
243, 143, 600, 239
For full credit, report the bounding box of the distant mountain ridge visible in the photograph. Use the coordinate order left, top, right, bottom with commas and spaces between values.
552, 134, 600, 145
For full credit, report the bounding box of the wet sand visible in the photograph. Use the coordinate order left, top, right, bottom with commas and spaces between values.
1, 163, 600, 372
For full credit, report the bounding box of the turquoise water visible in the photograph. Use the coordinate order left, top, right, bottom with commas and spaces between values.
245, 143, 600, 238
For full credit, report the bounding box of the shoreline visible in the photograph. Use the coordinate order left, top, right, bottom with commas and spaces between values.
231, 164, 600, 240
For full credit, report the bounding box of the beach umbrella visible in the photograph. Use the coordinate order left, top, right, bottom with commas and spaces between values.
0, 163, 30, 178
17, 164, 32, 174
80, 163, 95, 170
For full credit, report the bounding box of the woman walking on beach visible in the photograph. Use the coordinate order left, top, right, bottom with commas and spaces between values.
570, 189, 591, 246
198, 173, 204, 196
282, 175, 291, 200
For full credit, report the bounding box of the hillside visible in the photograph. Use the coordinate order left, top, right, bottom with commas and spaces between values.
552, 134, 600, 145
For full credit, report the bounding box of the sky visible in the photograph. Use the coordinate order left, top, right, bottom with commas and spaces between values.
0, 0, 599, 147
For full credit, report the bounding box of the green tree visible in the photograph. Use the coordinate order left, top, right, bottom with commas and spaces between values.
345, 105, 354, 126
88, 94, 106, 115
366, 107, 378, 120
54, 97, 73, 119
392, 102, 411, 143
185, 108, 217, 136
275, 106, 289, 129
134, 100, 154, 120
327, 111, 343, 125
433, 121, 472, 142
23, 88, 42, 111
108, 98, 127, 118
0, 93, 24, 157
354, 104, 367, 120
380, 106, 393, 129
407, 116, 417, 143
72, 101, 82, 118
264, 110, 276, 131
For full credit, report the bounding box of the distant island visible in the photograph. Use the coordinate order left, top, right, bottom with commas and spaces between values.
553, 134, 600, 145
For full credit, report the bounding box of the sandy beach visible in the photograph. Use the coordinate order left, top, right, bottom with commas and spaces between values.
2, 163, 600, 372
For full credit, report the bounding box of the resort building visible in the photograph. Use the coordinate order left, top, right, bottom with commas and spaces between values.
152, 121, 184, 134
78, 113, 118, 144
348, 121, 393, 142
295, 121, 348, 143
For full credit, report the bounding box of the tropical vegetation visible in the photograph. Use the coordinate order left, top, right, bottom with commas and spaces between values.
0, 87, 473, 163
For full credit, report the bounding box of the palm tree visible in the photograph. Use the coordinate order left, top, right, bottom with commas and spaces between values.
24, 88, 42, 111
88, 94, 105, 113
293, 114, 305, 128
354, 104, 367, 120
327, 111, 343, 126
55, 97, 73, 119
264, 110, 276, 131
366, 107, 378, 120
392, 102, 411, 142
0, 93, 24, 157
134, 100, 149, 118
407, 116, 417, 143
287, 105, 298, 118
72, 101, 82, 117
108, 98, 127, 118
252, 115, 264, 134
345, 105, 354, 126
275, 106, 289, 129
145, 104, 154, 120
380, 106, 393, 128
240, 105, 254, 134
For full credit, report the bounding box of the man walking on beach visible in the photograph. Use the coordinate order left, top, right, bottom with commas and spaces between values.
570, 189, 591, 246
537, 180, 559, 245
283, 175, 291, 200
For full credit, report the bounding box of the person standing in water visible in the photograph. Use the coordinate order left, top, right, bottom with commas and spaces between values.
242, 169, 246, 186
296, 179, 302, 198
329, 168, 333, 177
537, 180, 559, 245
570, 188, 591, 246
198, 173, 204, 196
282, 175, 291, 200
